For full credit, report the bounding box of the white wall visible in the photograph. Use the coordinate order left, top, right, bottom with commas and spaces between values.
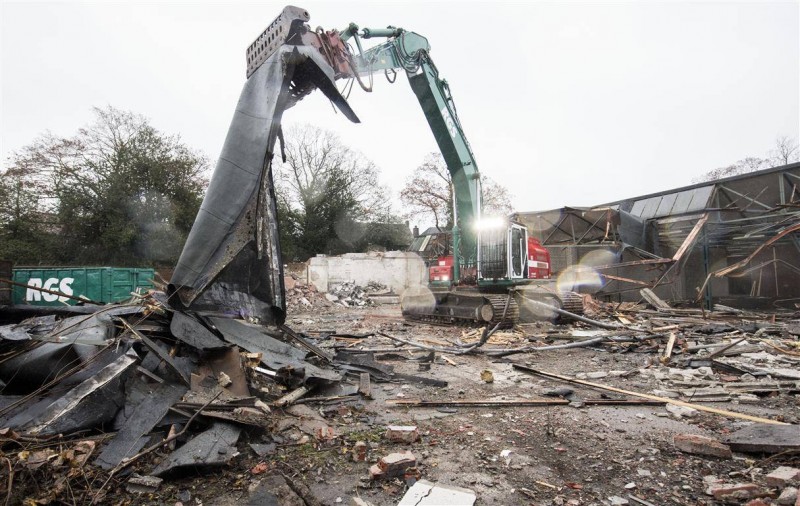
308, 252, 427, 295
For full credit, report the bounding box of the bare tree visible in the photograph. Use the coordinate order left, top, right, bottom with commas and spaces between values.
399, 153, 452, 229
482, 177, 514, 217
770, 135, 800, 166
695, 135, 800, 183
695, 156, 770, 183
400, 152, 513, 229
274, 124, 391, 258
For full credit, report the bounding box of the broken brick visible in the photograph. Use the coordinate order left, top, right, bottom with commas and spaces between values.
371, 451, 417, 480
674, 433, 732, 459
368, 463, 384, 480
766, 466, 800, 487
385, 425, 420, 443
352, 441, 368, 462
708, 483, 768, 503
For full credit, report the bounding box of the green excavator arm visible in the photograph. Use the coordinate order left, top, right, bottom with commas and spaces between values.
341, 25, 483, 284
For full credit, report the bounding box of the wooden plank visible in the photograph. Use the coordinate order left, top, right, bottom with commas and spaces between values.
707, 337, 747, 359
640, 288, 671, 310
594, 258, 674, 271
512, 364, 789, 425
672, 213, 708, 262
601, 274, 651, 287
273, 386, 310, 408
441, 355, 457, 366
660, 332, 677, 364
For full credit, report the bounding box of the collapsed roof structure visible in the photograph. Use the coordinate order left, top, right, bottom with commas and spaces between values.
515, 162, 800, 308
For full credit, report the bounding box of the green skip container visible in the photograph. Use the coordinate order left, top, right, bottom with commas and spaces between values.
12, 267, 155, 306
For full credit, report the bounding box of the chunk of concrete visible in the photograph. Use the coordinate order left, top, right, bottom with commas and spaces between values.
707, 483, 768, 503
396, 479, 476, 506
351, 498, 375, 506
126, 474, 162, 493
666, 404, 698, 418
726, 424, 800, 454
776, 486, 797, 505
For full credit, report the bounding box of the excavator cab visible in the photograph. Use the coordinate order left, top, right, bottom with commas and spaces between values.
477, 219, 530, 282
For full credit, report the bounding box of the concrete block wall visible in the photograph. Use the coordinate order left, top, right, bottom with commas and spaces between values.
308, 252, 427, 295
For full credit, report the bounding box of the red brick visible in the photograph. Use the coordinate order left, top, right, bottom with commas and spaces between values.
368, 463, 384, 480
708, 483, 767, 503
376, 451, 416, 479
352, 441, 367, 462
385, 425, 420, 443
674, 433, 732, 459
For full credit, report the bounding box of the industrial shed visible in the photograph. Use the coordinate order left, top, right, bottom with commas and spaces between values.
514, 162, 800, 308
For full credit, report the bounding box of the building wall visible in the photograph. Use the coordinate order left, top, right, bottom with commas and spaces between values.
308, 251, 427, 294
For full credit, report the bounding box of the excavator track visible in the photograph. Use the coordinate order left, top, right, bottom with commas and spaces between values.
559, 291, 585, 315
484, 294, 520, 328
401, 291, 519, 328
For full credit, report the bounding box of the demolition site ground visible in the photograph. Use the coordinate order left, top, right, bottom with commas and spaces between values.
2, 289, 800, 506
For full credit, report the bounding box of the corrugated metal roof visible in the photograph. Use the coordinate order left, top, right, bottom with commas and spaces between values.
629, 186, 714, 219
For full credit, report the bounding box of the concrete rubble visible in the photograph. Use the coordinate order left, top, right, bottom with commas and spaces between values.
0, 284, 798, 505
396, 479, 476, 506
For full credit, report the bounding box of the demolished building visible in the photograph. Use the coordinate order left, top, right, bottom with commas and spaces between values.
515, 161, 800, 308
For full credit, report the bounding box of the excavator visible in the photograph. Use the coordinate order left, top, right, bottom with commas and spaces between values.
169, 6, 582, 328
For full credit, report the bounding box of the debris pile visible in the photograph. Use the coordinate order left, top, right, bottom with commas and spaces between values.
284, 274, 333, 312
1, 285, 798, 505
0, 292, 446, 504
325, 281, 388, 307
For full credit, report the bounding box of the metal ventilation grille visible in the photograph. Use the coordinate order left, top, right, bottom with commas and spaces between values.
246, 6, 310, 78
479, 229, 508, 279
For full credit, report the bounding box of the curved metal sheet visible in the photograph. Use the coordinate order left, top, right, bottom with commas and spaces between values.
170, 45, 358, 325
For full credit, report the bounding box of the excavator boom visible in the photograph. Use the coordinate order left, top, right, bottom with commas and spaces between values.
171, 6, 581, 328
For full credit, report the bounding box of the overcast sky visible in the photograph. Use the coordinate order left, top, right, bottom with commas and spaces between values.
2, 1, 798, 227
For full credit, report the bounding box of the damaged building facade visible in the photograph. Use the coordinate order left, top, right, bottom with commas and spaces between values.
515, 162, 800, 308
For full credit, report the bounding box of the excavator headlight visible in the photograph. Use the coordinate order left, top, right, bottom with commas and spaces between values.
474, 216, 506, 231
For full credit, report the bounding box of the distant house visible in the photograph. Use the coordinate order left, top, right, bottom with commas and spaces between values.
408, 226, 450, 264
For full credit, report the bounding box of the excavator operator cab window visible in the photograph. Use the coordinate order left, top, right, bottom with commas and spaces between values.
509, 225, 526, 279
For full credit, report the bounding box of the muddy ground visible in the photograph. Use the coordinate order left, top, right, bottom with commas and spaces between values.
98, 302, 800, 506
